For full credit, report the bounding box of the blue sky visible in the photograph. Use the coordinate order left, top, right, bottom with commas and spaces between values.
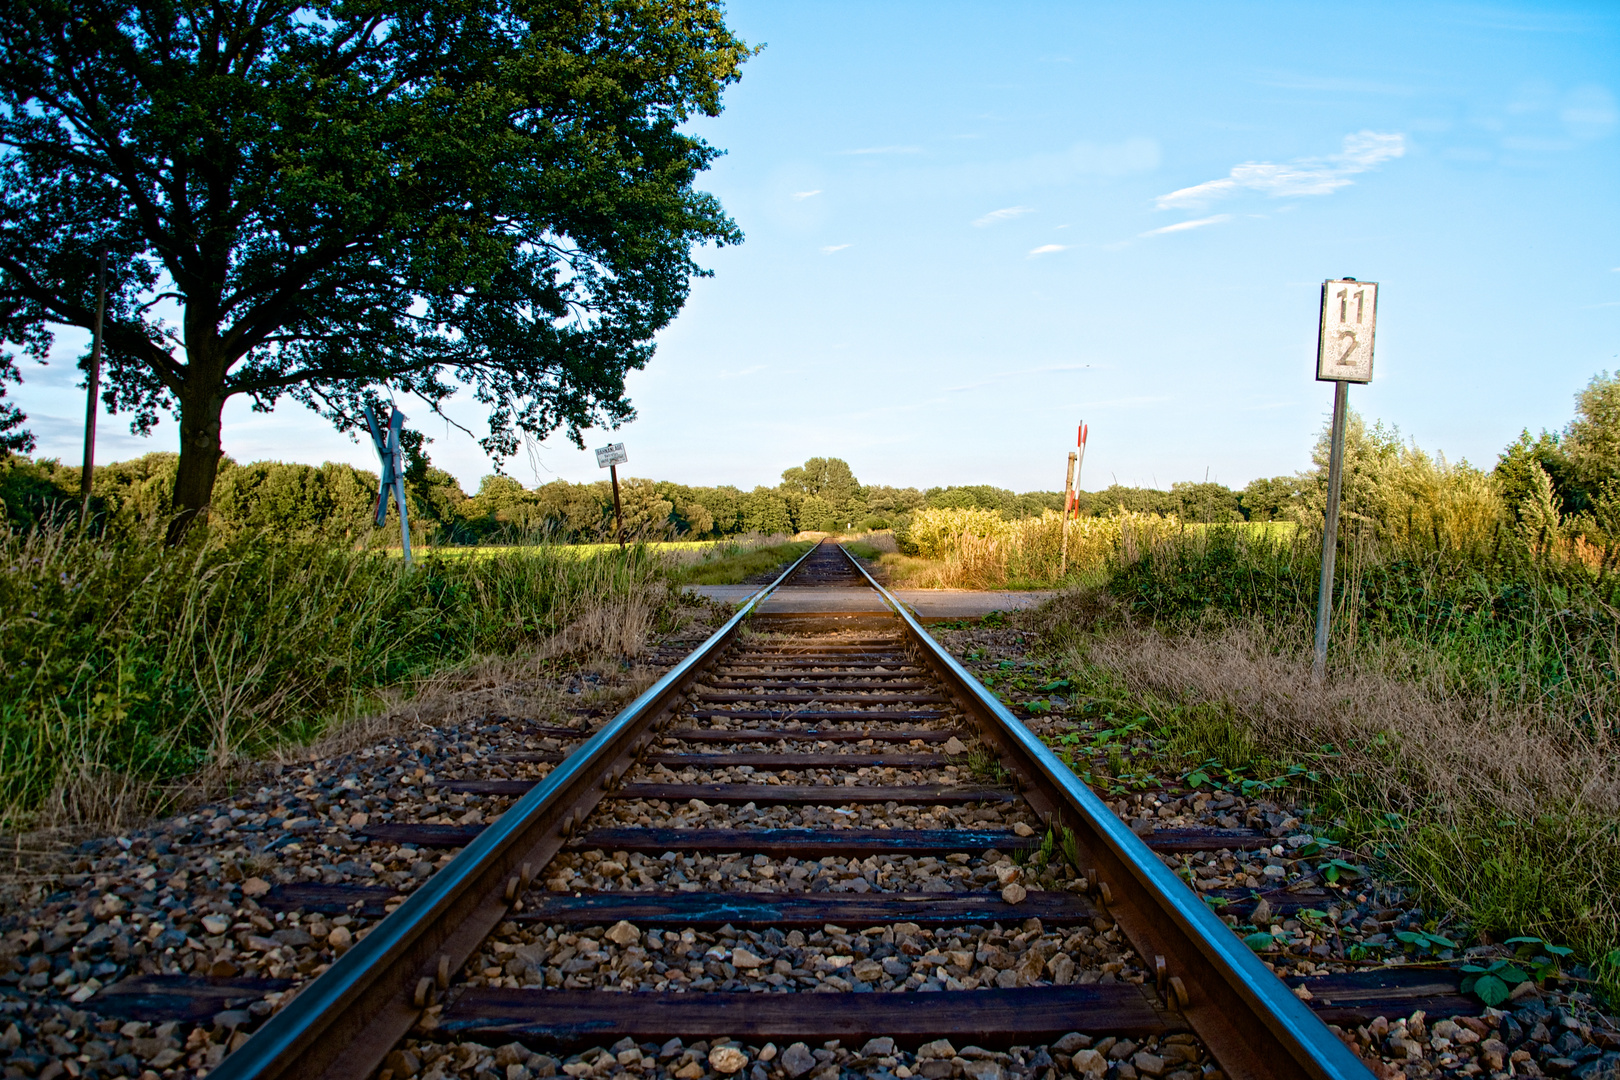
12, 1, 1619, 495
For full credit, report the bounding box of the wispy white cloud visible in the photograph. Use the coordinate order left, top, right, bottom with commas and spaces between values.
1564, 85, 1618, 140
1139, 214, 1232, 237
839, 145, 923, 156
1155, 131, 1406, 210
1027, 244, 1069, 257
791, 190, 822, 200
1010, 138, 1159, 184
943, 363, 1094, 393
820, 244, 850, 254
973, 206, 1035, 228
1254, 74, 1422, 96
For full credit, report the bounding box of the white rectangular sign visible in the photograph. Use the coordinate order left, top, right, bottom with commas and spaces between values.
1316, 279, 1378, 383
594, 442, 628, 468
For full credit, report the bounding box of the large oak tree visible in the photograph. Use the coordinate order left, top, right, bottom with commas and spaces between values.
0, 0, 749, 539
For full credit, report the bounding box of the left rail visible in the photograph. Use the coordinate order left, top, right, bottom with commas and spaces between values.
207, 545, 820, 1080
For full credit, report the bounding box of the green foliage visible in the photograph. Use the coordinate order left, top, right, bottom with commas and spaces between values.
1083, 485, 1179, 518
923, 484, 1062, 519
1495, 430, 1573, 520
780, 458, 864, 521
0, 0, 753, 523
1461, 938, 1571, 1005
1239, 475, 1308, 522
740, 487, 794, 536
1563, 371, 1620, 494
1171, 481, 1242, 523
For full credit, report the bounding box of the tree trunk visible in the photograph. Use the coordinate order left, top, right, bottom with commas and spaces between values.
166, 390, 226, 545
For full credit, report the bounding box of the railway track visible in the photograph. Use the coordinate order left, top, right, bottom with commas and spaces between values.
196, 540, 1387, 1080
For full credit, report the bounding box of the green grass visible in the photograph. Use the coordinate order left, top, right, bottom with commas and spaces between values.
672, 541, 815, 586
0, 523, 679, 827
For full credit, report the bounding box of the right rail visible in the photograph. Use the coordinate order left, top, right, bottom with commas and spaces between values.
839, 545, 1371, 1079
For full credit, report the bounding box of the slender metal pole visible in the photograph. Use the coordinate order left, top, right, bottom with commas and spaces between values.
391, 411, 412, 565
610, 464, 625, 550
394, 469, 412, 565
1060, 451, 1077, 575
1312, 380, 1350, 682
79, 247, 107, 527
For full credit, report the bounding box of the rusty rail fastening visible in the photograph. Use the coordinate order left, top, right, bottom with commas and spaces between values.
206, 540, 1371, 1080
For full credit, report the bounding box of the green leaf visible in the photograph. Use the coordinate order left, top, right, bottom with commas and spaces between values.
1472, 974, 1510, 1007
1321, 859, 1361, 884
1186, 770, 1210, 787
1545, 944, 1574, 958
1243, 932, 1275, 953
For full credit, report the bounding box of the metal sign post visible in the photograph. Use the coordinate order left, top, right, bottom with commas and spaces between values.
364, 405, 412, 564
1312, 278, 1378, 682
78, 246, 107, 527
595, 442, 629, 550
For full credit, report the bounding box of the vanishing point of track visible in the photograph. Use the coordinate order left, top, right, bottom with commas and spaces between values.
207, 541, 1376, 1080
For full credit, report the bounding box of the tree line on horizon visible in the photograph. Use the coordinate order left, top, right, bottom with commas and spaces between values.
8, 368, 1620, 548
0, 448, 1308, 545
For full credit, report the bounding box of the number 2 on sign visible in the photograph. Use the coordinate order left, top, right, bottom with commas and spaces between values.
1336, 329, 1358, 366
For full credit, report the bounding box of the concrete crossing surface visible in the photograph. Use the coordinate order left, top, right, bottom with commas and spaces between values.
683, 583, 1057, 621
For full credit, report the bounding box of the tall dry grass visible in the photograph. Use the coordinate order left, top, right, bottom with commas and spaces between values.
1063, 617, 1620, 983
898, 507, 1181, 588
0, 522, 678, 829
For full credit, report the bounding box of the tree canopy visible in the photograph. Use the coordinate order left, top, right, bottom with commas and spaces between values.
0, 0, 752, 538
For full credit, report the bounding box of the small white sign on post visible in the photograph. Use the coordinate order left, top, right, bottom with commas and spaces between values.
1312, 277, 1381, 683
1315, 279, 1378, 383
594, 442, 628, 468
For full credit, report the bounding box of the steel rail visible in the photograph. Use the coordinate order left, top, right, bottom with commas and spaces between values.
209, 543, 823, 1080
837, 545, 1371, 1080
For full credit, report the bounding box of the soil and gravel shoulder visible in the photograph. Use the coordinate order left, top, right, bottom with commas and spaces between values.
926, 614, 1620, 1080
0, 593, 733, 1080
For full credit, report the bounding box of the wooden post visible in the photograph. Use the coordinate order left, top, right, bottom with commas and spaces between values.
1060, 451, 1077, 575
610, 463, 625, 550
78, 247, 106, 527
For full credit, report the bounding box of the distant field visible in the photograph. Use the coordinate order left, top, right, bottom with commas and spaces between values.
395, 537, 819, 588
399, 540, 727, 559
